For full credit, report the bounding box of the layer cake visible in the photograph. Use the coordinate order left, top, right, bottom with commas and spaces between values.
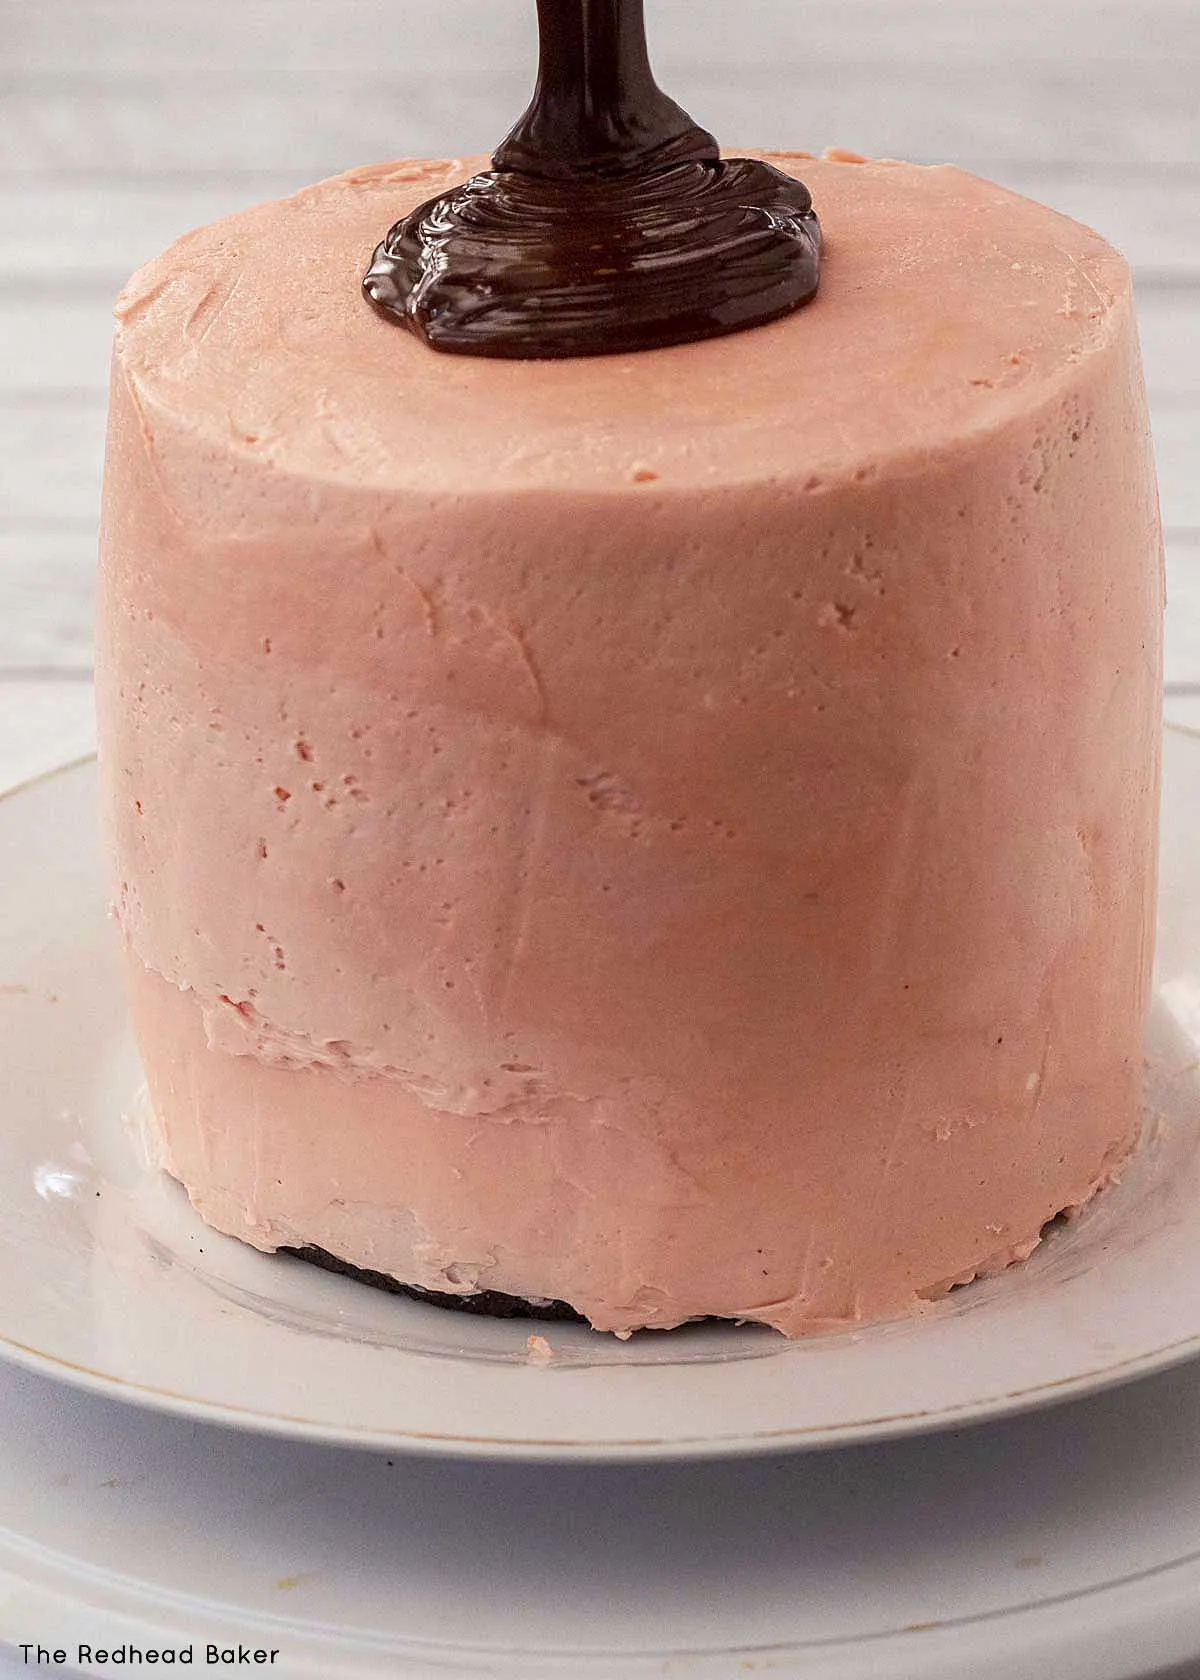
97, 152, 1164, 1336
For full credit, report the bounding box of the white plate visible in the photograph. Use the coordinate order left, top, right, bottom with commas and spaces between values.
2, 734, 1200, 1464
8, 1339, 1200, 1679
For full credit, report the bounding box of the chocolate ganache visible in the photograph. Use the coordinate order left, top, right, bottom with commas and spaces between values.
363, 0, 821, 358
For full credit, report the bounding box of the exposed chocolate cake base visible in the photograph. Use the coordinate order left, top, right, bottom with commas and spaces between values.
283, 1244, 588, 1323
286, 1209, 1083, 1329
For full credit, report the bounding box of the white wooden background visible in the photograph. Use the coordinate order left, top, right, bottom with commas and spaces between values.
1, 0, 1198, 767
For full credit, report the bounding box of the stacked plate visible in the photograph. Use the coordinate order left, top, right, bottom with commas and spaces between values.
3, 734, 1200, 1679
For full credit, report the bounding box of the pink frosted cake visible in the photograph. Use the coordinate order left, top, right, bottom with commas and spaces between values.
96, 151, 1163, 1337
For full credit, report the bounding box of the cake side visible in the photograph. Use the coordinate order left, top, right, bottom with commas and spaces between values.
97, 155, 1164, 1336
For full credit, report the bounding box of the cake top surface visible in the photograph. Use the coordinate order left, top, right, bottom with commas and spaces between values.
113, 152, 1130, 497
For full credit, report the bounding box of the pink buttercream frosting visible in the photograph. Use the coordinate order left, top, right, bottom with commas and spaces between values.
97, 153, 1163, 1335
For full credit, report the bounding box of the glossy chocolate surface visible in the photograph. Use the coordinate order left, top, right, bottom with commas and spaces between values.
363, 0, 820, 358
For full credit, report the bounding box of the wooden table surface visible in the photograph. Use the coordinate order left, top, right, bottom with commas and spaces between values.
1, 0, 1197, 752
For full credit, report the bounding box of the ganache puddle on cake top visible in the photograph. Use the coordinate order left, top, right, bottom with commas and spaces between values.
362, 0, 821, 358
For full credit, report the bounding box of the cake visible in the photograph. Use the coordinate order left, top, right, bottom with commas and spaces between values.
96, 148, 1163, 1338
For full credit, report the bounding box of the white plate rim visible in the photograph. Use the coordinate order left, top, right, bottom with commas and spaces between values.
2, 733, 1200, 1464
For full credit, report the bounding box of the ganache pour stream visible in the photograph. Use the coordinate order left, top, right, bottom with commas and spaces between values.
362, 0, 821, 358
